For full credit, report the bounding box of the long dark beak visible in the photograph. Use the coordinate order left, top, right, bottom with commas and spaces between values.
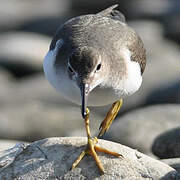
80, 83, 90, 119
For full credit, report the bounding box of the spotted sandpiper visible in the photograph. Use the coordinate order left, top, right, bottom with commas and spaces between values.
43, 5, 146, 173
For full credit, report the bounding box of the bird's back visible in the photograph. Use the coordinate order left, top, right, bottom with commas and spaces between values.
50, 5, 145, 74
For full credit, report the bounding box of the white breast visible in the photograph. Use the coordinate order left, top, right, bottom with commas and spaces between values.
113, 48, 142, 96
43, 41, 142, 107
43, 39, 82, 105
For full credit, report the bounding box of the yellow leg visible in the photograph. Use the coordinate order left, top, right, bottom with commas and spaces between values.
98, 99, 123, 137
71, 108, 122, 174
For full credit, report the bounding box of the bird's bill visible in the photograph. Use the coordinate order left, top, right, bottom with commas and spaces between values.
80, 83, 90, 118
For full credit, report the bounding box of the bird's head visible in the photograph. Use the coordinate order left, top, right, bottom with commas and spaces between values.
67, 47, 107, 118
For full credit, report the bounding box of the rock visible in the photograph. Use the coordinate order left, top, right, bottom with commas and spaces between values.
0, 142, 28, 170
0, 67, 14, 90
5, 75, 68, 106
0, 0, 70, 32
0, 67, 13, 82
0, 32, 51, 77
162, 158, 180, 172
146, 81, 180, 104
18, 16, 71, 36
126, 0, 178, 18
152, 127, 180, 159
103, 104, 180, 156
164, 13, 180, 44
0, 74, 63, 107
0, 99, 102, 142
0, 137, 177, 179
0, 140, 27, 152
0, 67, 17, 108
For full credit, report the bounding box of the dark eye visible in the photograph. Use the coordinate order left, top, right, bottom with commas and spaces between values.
96, 63, 101, 71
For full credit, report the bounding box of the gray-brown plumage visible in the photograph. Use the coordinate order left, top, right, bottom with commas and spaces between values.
50, 4, 146, 75
43, 5, 146, 173
44, 3, 147, 112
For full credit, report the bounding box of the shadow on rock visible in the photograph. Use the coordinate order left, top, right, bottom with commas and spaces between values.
152, 127, 180, 159
146, 81, 180, 105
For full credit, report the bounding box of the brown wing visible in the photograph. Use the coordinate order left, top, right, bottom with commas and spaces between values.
126, 31, 146, 75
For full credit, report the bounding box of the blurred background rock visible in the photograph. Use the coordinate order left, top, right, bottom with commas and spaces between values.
0, 0, 180, 161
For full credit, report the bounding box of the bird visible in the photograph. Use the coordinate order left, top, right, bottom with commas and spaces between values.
43, 4, 146, 174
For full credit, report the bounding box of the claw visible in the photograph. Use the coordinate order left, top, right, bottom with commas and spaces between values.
71, 107, 122, 173
71, 137, 122, 174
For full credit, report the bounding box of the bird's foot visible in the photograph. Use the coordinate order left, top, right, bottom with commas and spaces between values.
98, 99, 123, 137
71, 137, 122, 174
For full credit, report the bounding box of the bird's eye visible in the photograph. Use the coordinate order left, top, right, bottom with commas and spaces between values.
96, 63, 101, 71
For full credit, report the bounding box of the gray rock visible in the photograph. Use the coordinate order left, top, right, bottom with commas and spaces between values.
0, 32, 51, 77
104, 104, 180, 156
0, 142, 28, 170
152, 127, 180, 159
0, 99, 102, 141
0, 140, 27, 152
0, 137, 177, 179
18, 16, 72, 36
6, 75, 69, 106
164, 13, 180, 44
146, 81, 180, 104
0, 74, 64, 107
127, 0, 179, 18
0, 67, 17, 108
162, 158, 180, 172
0, 0, 70, 31
0, 67, 14, 82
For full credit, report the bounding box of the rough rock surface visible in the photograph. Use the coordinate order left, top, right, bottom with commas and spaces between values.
0, 140, 26, 152
103, 104, 180, 156
0, 137, 177, 179
152, 127, 180, 159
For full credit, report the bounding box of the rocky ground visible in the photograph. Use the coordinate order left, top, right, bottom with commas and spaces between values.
0, 137, 178, 179
0, 0, 180, 179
